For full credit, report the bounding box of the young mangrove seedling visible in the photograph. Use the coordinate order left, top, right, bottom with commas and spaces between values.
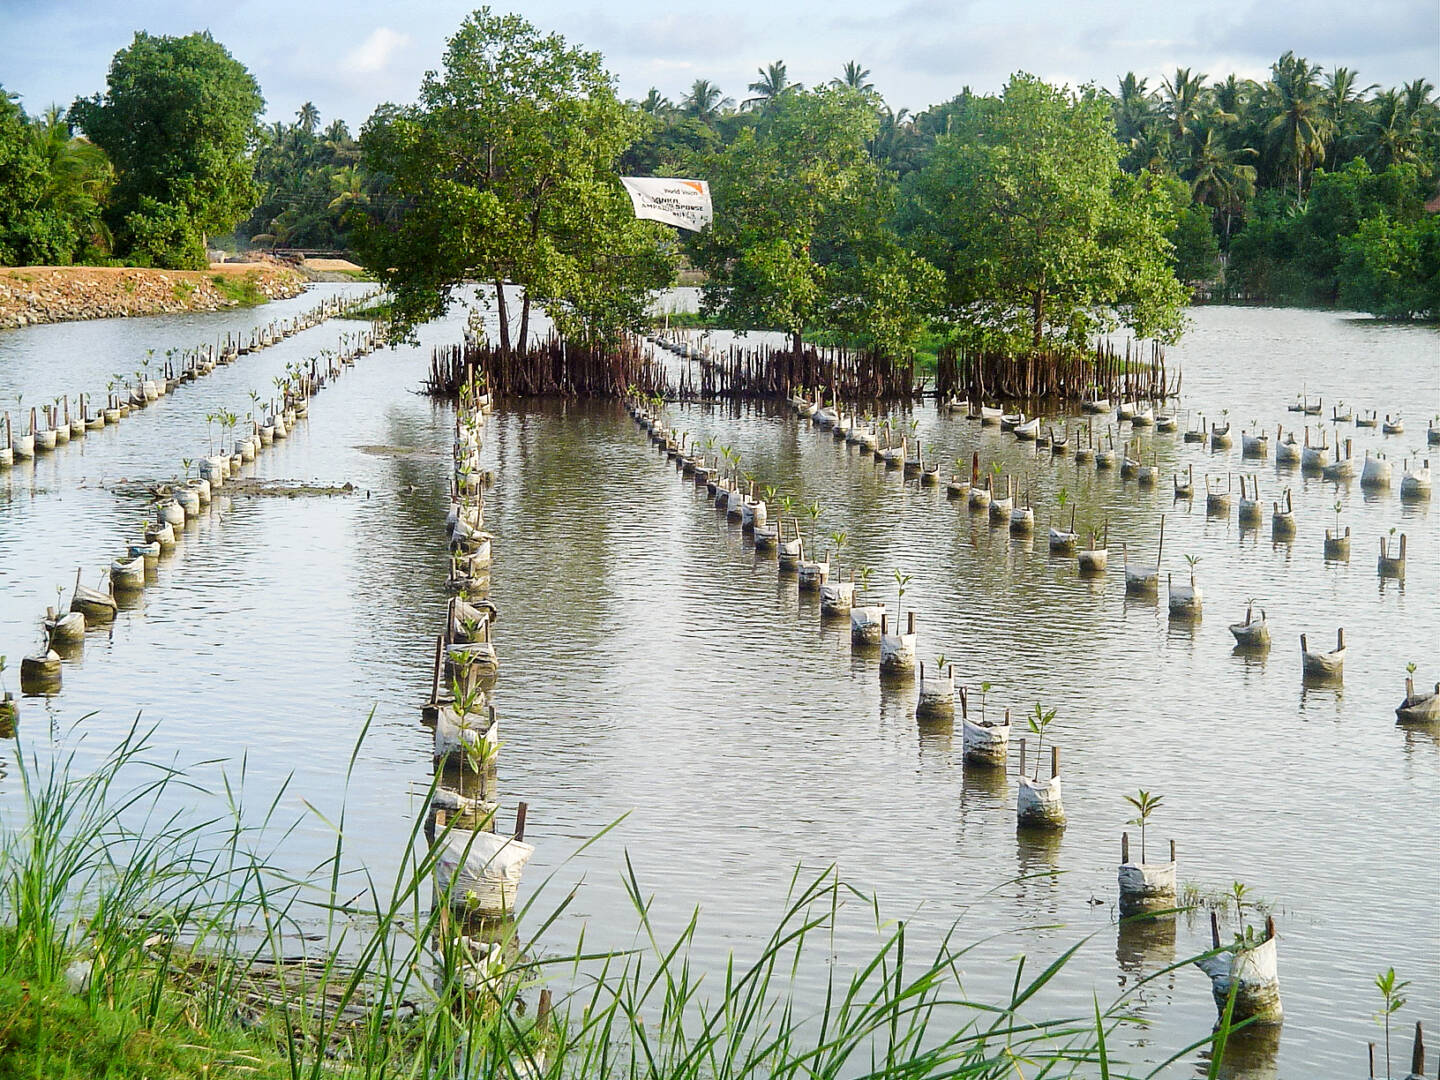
855, 565, 874, 597
978, 680, 991, 720
805, 501, 822, 548
1124, 789, 1164, 863
893, 569, 912, 620
1027, 701, 1056, 779
1373, 966, 1411, 1080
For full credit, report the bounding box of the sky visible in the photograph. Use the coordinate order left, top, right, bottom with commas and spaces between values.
2, 0, 1437, 130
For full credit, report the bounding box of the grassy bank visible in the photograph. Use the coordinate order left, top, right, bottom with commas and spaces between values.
209, 270, 270, 306
646, 315, 947, 374
0, 722, 1240, 1078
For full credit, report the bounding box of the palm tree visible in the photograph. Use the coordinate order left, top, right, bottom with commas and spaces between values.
743, 61, 799, 112
833, 61, 874, 94
327, 164, 368, 212
1364, 89, 1425, 170
1188, 127, 1257, 240
1209, 74, 1251, 124
296, 101, 320, 136
29, 104, 112, 249
1401, 78, 1436, 125
638, 87, 673, 118
1110, 73, 1161, 172
1322, 67, 1375, 168
681, 79, 733, 126
1263, 51, 1332, 200
1161, 67, 1208, 154
322, 118, 351, 144
870, 106, 919, 172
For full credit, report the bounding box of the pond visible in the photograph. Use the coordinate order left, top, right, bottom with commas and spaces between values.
1, 294, 1436, 1077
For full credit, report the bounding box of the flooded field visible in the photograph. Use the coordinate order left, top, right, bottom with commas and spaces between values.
1, 292, 1436, 1077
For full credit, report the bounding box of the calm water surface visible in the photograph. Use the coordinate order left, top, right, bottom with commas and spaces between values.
0, 296, 1436, 1078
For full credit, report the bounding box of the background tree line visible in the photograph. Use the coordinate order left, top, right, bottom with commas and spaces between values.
625, 54, 1439, 320
1, 17, 1435, 335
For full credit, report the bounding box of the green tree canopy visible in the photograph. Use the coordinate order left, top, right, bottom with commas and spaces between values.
0, 89, 76, 264
1338, 211, 1440, 319
354, 7, 673, 348
900, 74, 1188, 352
71, 31, 263, 268
689, 86, 940, 357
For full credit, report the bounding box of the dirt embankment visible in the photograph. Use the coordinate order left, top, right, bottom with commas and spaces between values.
0, 263, 307, 330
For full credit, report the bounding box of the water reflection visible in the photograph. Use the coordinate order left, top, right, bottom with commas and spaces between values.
1116, 915, 1178, 982
1198, 1022, 1282, 1080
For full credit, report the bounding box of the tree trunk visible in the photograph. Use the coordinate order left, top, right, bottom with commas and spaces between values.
1032, 289, 1044, 350
518, 291, 531, 354
494, 280, 511, 354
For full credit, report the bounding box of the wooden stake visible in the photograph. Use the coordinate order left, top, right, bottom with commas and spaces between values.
514, 802, 528, 841
431, 636, 444, 705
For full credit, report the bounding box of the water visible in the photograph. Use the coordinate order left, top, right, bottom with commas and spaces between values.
1, 296, 1437, 1077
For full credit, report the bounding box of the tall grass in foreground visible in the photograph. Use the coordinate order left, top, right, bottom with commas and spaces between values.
0, 720, 1243, 1078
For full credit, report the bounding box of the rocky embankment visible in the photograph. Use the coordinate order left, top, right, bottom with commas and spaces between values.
0, 264, 307, 330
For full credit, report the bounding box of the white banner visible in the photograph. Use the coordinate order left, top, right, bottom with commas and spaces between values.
620, 177, 712, 231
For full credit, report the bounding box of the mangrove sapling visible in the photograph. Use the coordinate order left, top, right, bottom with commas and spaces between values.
893, 570, 912, 622
830, 531, 848, 576
1373, 967, 1410, 1079
1184, 552, 1201, 584
1124, 789, 1164, 863
1225, 880, 1270, 948
855, 565, 874, 599
1027, 701, 1056, 780
805, 501, 823, 549
978, 680, 992, 720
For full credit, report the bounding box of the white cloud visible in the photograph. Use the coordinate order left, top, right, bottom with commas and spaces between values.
344, 27, 410, 75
